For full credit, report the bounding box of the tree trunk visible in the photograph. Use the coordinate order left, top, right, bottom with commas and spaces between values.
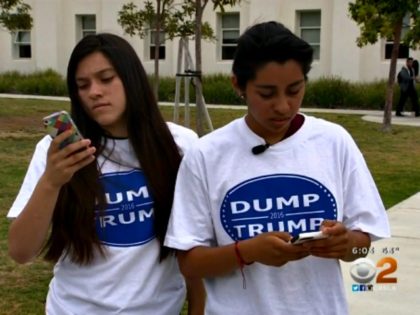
194, 0, 212, 136
173, 37, 184, 123
194, 0, 204, 135
383, 18, 403, 132
153, 0, 162, 100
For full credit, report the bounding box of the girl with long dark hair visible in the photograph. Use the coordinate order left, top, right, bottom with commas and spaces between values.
8, 33, 204, 314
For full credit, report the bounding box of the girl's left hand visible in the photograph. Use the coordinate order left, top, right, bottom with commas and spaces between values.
301, 220, 370, 261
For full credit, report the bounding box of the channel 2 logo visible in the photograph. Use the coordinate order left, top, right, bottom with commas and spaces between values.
350, 257, 397, 292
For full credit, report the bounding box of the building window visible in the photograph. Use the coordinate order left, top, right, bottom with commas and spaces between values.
76, 15, 96, 41
219, 13, 240, 60
149, 30, 165, 60
385, 14, 410, 59
12, 31, 31, 59
298, 11, 321, 60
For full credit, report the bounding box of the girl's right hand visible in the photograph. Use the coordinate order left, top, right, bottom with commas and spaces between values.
239, 232, 310, 267
43, 130, 96, 188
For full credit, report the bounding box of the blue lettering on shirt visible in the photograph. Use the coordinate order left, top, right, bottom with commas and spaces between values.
220, 174, 337, 240
95, 169, 155, 247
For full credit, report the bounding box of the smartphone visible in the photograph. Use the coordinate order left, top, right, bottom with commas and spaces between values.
43, 110, 83, 148
290, 231, 328, 245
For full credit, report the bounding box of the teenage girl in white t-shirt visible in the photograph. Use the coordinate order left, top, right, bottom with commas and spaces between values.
7, 33, 204, 314
165, 21, 390, 315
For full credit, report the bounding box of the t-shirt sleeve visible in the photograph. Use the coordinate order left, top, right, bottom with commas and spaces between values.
340, 131, 390, 241
7, 136, 50, 219
164, 147, 215, 250
166, 122, 199, 156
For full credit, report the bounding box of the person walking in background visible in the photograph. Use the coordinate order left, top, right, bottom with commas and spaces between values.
164, 21, 390, 315
396, 57, 420, 117
7, 33, 204, 314
412, 59, 419, 82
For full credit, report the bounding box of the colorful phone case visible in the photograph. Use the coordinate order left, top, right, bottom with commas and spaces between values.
43, 110, 83, 148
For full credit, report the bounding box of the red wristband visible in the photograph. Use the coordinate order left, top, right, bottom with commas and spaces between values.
234, 241, 253, 267
234, 241, 253, 289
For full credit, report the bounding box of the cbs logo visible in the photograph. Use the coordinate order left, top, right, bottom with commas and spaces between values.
350, 257, 397, 284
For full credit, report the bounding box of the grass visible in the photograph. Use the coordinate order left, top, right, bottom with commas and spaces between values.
1, 98, 419, 314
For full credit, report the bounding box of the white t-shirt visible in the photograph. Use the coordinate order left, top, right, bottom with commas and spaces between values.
165, 115, 390, 315
8, 122, 198, 315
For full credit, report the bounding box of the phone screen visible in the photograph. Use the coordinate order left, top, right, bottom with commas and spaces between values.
291, 231, 328, 244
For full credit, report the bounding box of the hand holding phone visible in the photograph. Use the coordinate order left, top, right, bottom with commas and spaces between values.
43, 111, 83, 148
290, 231, 328, 245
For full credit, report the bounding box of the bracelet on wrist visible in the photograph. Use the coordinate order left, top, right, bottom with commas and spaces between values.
234, 241, 253, 289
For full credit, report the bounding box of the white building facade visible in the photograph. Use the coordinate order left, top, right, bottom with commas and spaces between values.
0, 0, 418, 82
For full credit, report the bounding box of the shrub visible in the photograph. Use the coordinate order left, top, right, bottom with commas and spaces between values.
202, 74, 242, 105
1, 70, 416, 110
346, 80, 395, 110
154, 76, 197, 103
304, 76, 352, 108
156, 76, 176, 102
0, 69, 67, 96
0, 71, 21, 93
303, 77, 407, 110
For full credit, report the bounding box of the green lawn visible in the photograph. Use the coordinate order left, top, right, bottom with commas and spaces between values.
1, 98, 419, 314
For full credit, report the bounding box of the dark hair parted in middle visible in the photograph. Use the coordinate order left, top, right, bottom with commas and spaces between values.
232, 21, 314, 90
43, 33, 182, 264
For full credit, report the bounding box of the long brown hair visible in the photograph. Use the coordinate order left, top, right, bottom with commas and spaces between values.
43, 33, 182, 264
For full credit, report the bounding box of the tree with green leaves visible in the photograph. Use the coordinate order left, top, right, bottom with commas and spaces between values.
119, 0, 240, 134
349, 0, 420, 131
118, 1, 214, 99
0, 0, 32, 31
118, 1, 172, 99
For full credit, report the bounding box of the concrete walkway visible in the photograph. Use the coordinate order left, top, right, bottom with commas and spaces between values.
341, 192, 420, 315
303, 105, 420, 314
1, 92, 420, 127
1, 93, 419, 314
361, 111, 420, 127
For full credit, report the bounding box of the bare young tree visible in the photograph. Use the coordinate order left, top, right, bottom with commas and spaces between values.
118, 1, 173, 99
192, 0, 241, 135
119, 0, 240, 134
118, 0, 215, 103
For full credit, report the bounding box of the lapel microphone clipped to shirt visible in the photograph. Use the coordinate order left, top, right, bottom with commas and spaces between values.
251, 143, 271, 155
250, 114, 305, 155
